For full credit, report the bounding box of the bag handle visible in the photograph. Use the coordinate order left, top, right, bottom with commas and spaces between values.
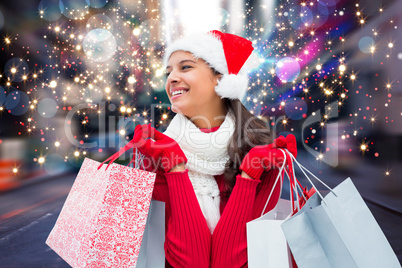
260, 149, 287, 216
281, 149, 310, 212
97, 139, 137, 170
286, 151, 338, 203
260, 149, 304, 216
129, 149, 146, 169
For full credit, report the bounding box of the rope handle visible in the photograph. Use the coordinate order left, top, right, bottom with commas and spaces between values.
260, 149, 306, 216
260, 149, 287, 216
97, 139, 138, 170
286, 151, 338, 204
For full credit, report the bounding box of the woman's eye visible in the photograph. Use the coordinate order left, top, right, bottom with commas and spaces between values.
182, 65, 192, 70
165, 72, 170, 77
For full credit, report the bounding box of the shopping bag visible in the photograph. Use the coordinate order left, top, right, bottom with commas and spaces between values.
136, 199, 165, 268
247, 149, 306, 268
46, 157, 156, 267
282, 176, 401, 268
247, 198, 295, 268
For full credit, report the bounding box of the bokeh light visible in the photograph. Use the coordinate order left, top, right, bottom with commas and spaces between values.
59, 0, 89, 20
5, 90, 30, 116
39, 0, 62, 21
44, 153, 66, 175
83, 29, 117, 62
4, 58, 29, 82
85, 0, 109, 9
38, 98, 58, 118
275, 57, 301, 82
358, 36, 375, 54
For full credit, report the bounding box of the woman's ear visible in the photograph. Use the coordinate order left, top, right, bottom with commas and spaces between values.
214, 73, 222, 86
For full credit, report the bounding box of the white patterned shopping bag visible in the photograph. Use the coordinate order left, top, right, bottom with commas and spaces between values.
46, 157, 156, 268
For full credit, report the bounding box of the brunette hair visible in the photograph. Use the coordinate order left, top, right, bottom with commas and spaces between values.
223, 99, 272, 195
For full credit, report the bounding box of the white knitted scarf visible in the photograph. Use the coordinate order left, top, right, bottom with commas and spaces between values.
164, 112, 235, 233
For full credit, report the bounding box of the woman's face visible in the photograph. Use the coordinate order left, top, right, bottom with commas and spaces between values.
165, 51, 223, 119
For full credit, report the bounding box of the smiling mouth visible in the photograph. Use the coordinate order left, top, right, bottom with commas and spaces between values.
171, 88, 189, 99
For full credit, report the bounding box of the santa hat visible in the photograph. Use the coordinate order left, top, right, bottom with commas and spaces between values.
164, 30, 258, 100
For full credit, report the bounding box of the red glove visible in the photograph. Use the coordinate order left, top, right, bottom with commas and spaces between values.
239, 134, 297, 180
131, 124, 187, 173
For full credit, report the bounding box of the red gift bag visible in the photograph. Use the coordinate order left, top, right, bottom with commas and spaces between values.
46, 155, 156, 267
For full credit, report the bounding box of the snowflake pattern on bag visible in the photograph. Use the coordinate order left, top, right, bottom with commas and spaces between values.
46, 158, 156, 268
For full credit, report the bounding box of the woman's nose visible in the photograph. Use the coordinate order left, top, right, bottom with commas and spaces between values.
166, 70, 180, 84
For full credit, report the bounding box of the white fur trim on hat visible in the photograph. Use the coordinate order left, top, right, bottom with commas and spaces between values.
215, 74, 249, 100
164, 33, 228, 74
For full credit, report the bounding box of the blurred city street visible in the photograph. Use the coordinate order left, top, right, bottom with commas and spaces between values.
0, 172, 74, 267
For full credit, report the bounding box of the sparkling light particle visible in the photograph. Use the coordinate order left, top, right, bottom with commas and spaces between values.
361, 144, 367, 151
339, 65, 346, 72
128, 76, 136, 84
49, 80, 57, 88
155, 68, 164, 77
38, 157, 45, 164
13, 168, 18, 174
55, 141, 60, 147
11, 67, 17, 74
74, 151, 80, 157
133, 28, 140, 36
317, 154, 324, 160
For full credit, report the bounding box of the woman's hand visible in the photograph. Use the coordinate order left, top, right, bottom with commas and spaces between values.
131, 124, 187, 173
239, 134, 297, 180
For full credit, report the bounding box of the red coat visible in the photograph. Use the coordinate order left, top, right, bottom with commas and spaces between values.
152, 168, 281, 268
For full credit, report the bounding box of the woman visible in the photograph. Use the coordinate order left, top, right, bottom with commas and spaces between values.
132, 30, 297, 268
